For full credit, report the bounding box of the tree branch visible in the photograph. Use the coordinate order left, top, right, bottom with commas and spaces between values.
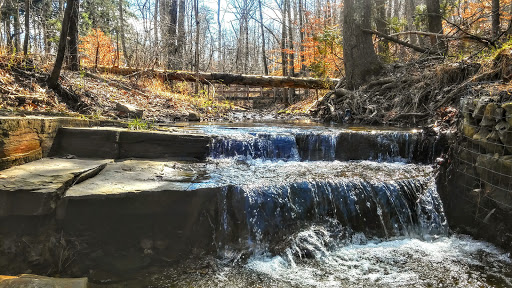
362, 29, 438, 55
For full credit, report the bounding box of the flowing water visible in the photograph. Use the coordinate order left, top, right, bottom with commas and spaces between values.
97, 124, 512, 287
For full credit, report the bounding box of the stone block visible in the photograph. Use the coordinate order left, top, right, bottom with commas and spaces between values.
50, 128, 120, 158
118, 131, 209, 160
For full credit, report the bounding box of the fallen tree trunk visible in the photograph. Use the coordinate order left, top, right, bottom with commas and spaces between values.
95, 66, 339, 89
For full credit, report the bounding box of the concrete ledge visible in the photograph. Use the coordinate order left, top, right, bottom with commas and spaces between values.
50, 127, 120, 158
49, 128, 211, 161
118, 131, 210, 160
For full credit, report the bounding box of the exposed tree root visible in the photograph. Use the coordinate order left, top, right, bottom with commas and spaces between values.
311, 53, 510, 128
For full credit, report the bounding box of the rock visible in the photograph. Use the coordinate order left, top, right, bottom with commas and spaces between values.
473, 127, 490, 142
0, 158, 111, 216
0, 274, 87, 288
187, 111, 201, 122
461, 118, 478, 138
0, 117, 101, 170
472, 127, 503, 153
461, 97, 475, 121
484, 131, 505, 154
116, 102, 144, 118
496, 121, 512, 154
480, 103, 498, 127
503, 102, 512, 126
473, 98, 490, 121
476, 154, 512, 210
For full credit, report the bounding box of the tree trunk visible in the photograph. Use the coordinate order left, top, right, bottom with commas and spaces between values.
193, 0, 200, 94
298, 0, 306, 73
425, 0, 446, 53
47, 0, 75, 88
154, 0, 159, 55
286, 0, 295, 102
343, 0, 382, 90
375, 0, 389, 55
14, 1, 21, 52
281, 0, 288, 103
177, 0, 185, 69
406, 0, 417, 45
67, 0, 79, 70
43, 0, 51, 55
258, 0, 268, 75
491, 0, 499, 39
87, 68, 340, 89
167, 0, 178, 68
119, 0, 131, 66
217, 0, 222, 71
23, 0, 30, 55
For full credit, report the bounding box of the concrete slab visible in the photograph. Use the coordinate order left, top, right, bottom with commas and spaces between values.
64, 159, 206, 199
0, 158, 112, 216
0, 274, 87, 288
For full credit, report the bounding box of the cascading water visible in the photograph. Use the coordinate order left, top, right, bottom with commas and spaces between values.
132, 124, 511, 288
187, 124, 511, 287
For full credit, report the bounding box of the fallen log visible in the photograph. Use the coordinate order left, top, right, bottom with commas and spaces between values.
94, 66, 339, 90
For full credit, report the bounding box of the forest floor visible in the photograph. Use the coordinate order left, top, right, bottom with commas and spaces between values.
0, 47, 511, 129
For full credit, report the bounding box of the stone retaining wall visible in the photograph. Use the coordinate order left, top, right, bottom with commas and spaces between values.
0, 117, 114, 170
446, 95, 512, 251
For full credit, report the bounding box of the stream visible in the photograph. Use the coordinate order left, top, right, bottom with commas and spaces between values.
93, 123, 512, 287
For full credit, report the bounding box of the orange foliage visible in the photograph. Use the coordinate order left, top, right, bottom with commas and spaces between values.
450, 1, 512, 35
79, 29, 121, 67
270, 4, 344, 78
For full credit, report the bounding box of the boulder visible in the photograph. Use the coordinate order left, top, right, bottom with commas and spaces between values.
187, 111, 201, 122
116, 102, 144, 118
461, 118, 478, 138
473, 98, 490, 121
473, 127, 503, 154
496, 121, 512, 154
480, 103, 499, 127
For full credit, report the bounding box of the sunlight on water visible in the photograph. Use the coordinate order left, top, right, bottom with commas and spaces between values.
246, 235, 512, 288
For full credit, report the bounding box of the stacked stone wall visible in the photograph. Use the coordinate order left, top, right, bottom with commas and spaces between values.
449, 94, 512, 251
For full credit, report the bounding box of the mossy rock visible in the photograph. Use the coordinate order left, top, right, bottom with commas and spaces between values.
461, 118, 478, 138
480, 103, 499, 127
